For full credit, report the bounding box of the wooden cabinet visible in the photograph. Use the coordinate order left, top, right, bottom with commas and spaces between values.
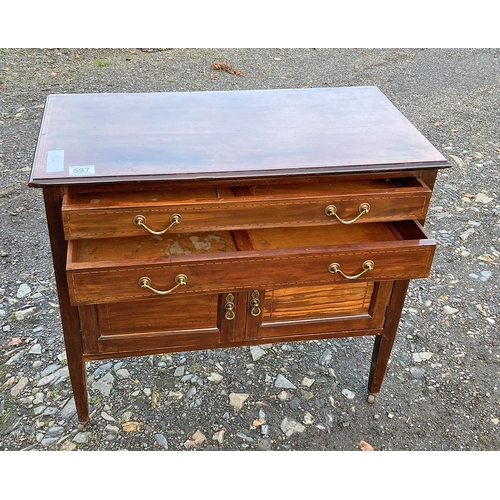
29, 87, 451, 423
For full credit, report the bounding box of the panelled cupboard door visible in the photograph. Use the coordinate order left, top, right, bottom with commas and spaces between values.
77, 292, 245, 358
245, 281, 394, 341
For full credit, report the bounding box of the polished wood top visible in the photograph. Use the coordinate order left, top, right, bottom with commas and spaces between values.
29, 86, 450, 186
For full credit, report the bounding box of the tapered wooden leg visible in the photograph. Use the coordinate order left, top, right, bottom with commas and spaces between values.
43, 187, 89, 423
368, 280, 410, 394
61, 307, 89, 423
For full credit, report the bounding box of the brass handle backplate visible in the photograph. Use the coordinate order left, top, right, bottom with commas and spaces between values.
225, 293, 236, 320
250, 290, 261, 317
328, 260, 374, 280
325, 203, 370, 224
133, 213, 182, 235
138, 274, 187, 295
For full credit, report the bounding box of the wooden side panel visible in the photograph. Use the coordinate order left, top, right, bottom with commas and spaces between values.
78, 305, 100, 354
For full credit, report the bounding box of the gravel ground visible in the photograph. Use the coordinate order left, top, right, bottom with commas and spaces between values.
1, 48, 499, 459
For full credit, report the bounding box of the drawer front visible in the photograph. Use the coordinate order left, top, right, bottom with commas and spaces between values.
61, 178, 432, 239
66, 221, 435, 306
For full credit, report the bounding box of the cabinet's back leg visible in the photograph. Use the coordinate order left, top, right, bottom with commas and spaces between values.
368, 280, 409, 394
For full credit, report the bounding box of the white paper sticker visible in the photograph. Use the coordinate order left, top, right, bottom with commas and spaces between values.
69, 165, 96, 176
47, 150, 64, 172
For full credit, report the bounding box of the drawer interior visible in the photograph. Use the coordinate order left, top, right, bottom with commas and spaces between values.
68, 221, 415, 264
63, 185, 234, 208
64, 177, 427, 208
71, 231, 237, 262
247, 223, 402, 250
239, 177, 426, 197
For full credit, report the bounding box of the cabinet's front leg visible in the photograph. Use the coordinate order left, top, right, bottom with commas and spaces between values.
43, 187, 89, 423
63, 307, 89, 424
368, 280, 409, 395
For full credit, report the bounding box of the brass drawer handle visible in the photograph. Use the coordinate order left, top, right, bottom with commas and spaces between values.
325, 203, 370, 224
329, 260, 374, 280
133, 214, 182, 235
138, 274, 187, 295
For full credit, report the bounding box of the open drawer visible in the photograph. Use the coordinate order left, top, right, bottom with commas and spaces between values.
66, 220, 436, 306
61, 177, 432, 239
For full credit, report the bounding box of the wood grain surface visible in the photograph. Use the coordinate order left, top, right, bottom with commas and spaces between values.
30, 87, 450, 186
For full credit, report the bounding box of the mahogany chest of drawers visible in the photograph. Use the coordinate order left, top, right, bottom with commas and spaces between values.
29, 86, 451, 423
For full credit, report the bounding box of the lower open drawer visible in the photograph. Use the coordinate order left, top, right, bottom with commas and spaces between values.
66, 220, 435, 306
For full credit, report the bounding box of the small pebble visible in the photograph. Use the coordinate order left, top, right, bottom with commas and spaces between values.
275, 374, 296, 389
16, 283, 31, 298
154, 434, 169, 450
342, 389, 355, 400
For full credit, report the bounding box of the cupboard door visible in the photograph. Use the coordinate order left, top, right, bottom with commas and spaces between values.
246, 281, 393, 341
78, 293, 231, 358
